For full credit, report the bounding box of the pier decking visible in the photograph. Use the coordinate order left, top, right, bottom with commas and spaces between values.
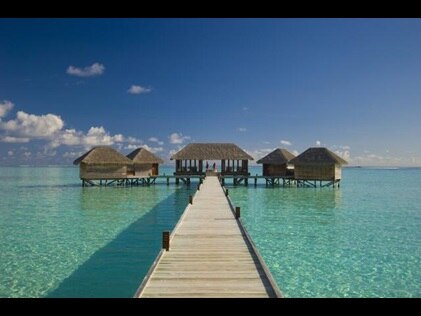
135, 176, 282, 298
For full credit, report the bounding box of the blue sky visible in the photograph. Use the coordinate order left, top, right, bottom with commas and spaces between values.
1, 18, 421, 166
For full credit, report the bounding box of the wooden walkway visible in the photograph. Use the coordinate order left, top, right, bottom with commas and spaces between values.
135, 176, 282, 298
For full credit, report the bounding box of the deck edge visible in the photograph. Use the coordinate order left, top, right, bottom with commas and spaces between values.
221, 184, 284, 298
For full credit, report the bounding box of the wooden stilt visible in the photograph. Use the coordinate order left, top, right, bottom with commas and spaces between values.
235, 206, 240, 219
162, 231, 170, 251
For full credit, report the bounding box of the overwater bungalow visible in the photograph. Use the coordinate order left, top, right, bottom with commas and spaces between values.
171, 143, 253, 177
73, 146, 133, 186
126, 147, 164, 177
290, 147, 348, 187
257, 148, 296, 177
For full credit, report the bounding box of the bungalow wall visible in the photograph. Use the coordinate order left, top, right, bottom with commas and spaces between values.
134, 163, 159, 176
262, 163, 287, 176
294, 164, 342, 181
80, 163, 129, 179
335, 164, 342, 180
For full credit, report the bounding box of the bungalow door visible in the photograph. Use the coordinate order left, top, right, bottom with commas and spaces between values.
152, 164, 158, 176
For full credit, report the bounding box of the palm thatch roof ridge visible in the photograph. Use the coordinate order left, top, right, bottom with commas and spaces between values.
73, 146, 133, 165
171, 143, 254, 160
290, 147, 348, 165
126, 147, 164, 164
256, 148, 296, 165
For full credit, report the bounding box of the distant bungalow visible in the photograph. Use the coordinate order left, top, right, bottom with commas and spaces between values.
73, 146, 134, 186
257, 148, 296, 177
127, 147, 164, 177
290, 147, 348, 187
171, 143, 253, 176
73, 146, 164, 186
72, 144, 348, 188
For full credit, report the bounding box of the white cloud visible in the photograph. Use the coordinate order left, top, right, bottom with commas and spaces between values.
62, 151, 82, 158
292, 150, 299, 156
334, 150, 350, 161
280, 140, 292, 146
263, 141, 270, 145
23, 151, 31, 157
43, 148, 57, 157
127, 85, 151, 94
0, 111, 64, 138
49, 129, 81, 148
169, 132, 191, 144
367, 154, 383, 160
349, 152, 414, 166
237, 127, 247, 132
54, 129, 142, 151
242, 107, 248, 111
113, 134, 124, 142
0, 102, 150, 157
49, 126, 130, 150
7, 150, 13, 156
66, 62, 105, 77
340, 145, 350, 150
84, 126, 118, 146
0, 136, 30, 143
125, 144, 139, 150
316, 140, 321, 146
149, 137, 164, 145
143, 144, 163, 153
0, 100, 14, 118
127, 136, 143, 144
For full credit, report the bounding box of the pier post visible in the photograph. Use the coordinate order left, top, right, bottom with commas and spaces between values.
225, 188, 229, 196
162, 231, 170, 251
167, 177, 169, 185
189, 195, 193, 204
175, 178, 179, 185
197, 183, 200, 191
235, 206, 240, 219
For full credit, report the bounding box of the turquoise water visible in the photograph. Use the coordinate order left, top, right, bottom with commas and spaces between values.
0, 166, 420, 297
227, 167, 421, 297
0, 166, 195, 297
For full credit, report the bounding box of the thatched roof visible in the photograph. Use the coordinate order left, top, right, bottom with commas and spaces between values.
73, 146, 133, 165
290, 147, 348, 165
126, 147, 164, 164
256, 148, 296, 165
171, 143, 254, 160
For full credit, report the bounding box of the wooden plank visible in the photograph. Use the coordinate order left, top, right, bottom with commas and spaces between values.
135, 176, 282, 298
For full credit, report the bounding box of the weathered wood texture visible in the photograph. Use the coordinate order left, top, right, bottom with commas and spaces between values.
294, 164, 342, 181
137, 176, 280, 298
132, 163, 159, 177
80, 162, 128, 180
263, 163, 288, 176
